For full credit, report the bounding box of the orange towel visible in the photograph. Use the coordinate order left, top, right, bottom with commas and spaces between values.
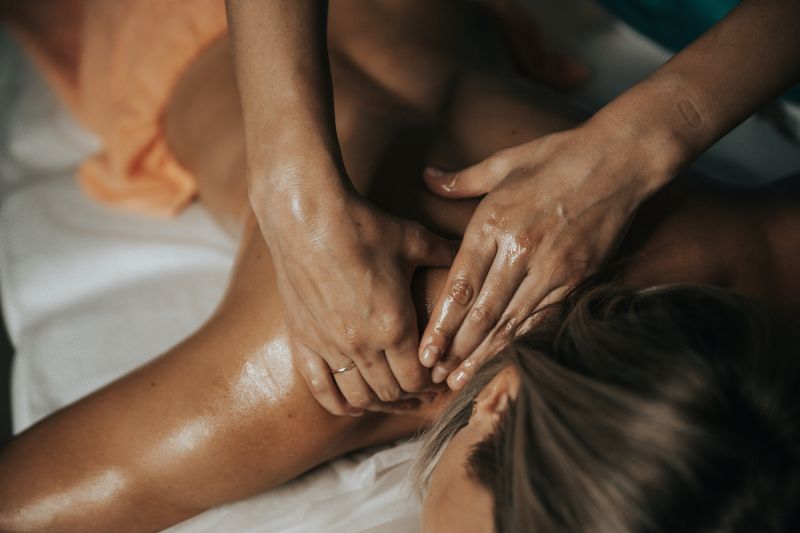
9, 0, 227, 216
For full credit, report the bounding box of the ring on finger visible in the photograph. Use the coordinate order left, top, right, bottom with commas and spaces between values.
331, 361, 357, 375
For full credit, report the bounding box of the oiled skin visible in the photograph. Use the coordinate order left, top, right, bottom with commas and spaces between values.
1, 2, 799, 531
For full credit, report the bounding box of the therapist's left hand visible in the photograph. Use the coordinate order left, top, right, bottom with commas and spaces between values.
418, 117, 674, 390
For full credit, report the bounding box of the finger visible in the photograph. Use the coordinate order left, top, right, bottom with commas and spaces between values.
352, 350, 406, 405
526, 283, 570, 327
294, 345, 357, 416
333, 360, 383, 412
434, 249, 528, 383
422, 154, 509, 199
505, 285, 569, 345
446, 342, 497, 392
443, 273, 558, 391
419, 239, 496, 369
445, 276, 575, 391
385, 315, 434, 394
403, 222, 457, 268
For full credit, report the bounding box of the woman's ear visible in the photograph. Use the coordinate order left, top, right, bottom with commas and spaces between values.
473, 367, 519, 423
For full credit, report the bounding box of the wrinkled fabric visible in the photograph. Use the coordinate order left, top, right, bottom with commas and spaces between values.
9, 1, 227, 215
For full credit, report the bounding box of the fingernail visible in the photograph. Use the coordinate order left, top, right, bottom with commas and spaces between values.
424, 166, 445, 179
442, 175, 459, 192
421, 345, 441, 367
431, 365, 448, 384
348, 410, 364, 417
449, 371, 468, 390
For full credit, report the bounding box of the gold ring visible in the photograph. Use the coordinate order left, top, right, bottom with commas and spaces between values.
331, 361, 356, 375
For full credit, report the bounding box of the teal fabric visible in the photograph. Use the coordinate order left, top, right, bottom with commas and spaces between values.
598, 0, 800, 103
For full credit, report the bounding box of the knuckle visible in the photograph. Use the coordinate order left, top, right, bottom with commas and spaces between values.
482, 209, 508, 233
407, 221, 426, 240
506, 232, 533, 260
347, 394, 374, 410
488, 151, 511, 176
449, 279, 474, 306
404, 222, 426, 254
386, 327, 409, 347
308, 376, 330, 397
463, 227, 487, 250
494, 314, 519, 341
431, 325, 453, 344
460, 357, 480, 373
469, 305, 496, 329
339, 324, 362, 350
377, 385, 402, 402
379, 315, 409, 346
396, 365, 428, 393
386, 335, 405, 350
401, 375, 428, 394
556, 247, 590, 274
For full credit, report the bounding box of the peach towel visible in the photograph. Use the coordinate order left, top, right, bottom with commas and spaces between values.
9, 1, 227, 216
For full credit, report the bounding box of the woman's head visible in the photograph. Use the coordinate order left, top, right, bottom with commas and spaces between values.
418, 283, 800, 532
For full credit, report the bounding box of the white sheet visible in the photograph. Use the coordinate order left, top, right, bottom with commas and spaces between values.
2, 2, 800, 531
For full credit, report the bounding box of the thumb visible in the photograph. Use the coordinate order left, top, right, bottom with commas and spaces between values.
423, 158, 502, 199
404, 222, 458, 268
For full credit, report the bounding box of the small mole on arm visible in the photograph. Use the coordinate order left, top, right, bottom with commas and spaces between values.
677, 100, 702, 129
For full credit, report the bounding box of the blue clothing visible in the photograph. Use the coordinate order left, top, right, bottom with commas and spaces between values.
598, 0, 800, 103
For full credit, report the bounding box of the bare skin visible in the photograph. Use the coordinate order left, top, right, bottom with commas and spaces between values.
225, 0, 472, 415
1, 5, 800, 531
226, 0, 800, 408
420, 0, 800, 390
220, 0, 584, 412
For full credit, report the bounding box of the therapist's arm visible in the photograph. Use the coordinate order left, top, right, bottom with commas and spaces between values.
225, 0, 342, 197
225, 1, 454, 415
419, 0, 800, 389
599, 0, 800, 170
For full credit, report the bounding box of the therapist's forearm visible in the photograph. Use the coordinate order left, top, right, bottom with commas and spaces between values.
226, 0, 349, 206
594, 0, 800, 192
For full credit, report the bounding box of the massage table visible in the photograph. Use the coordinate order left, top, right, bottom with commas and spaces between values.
2, 1, 799, 530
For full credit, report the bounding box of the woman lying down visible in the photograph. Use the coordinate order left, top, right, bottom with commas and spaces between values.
3, 4, 800, 533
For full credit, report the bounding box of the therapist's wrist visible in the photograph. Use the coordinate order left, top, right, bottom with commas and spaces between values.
247, 121, 350, 197
590, 93, 691, 196
248, 157, 352, 229
601, 68, 736, 188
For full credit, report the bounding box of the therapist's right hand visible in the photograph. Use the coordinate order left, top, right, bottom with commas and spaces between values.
258, 183, 455, 416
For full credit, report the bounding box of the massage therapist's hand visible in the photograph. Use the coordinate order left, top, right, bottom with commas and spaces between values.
418, 0, 800, 390
260, 181, 455, 416
226, 0, 457, 415
419, 115, 674, 390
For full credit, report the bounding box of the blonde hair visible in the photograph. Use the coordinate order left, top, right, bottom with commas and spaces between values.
415, 283, 800, 532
